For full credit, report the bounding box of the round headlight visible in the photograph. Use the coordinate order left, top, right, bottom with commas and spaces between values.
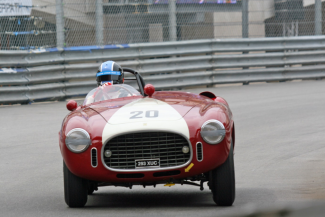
65, 128, 91, 153
200, 120, 226, 144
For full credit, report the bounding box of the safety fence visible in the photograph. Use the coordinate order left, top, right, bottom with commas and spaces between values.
1, 0, 325, 50
1, 36, 325, 104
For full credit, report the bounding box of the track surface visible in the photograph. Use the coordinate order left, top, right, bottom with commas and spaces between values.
1, 80, 325, 216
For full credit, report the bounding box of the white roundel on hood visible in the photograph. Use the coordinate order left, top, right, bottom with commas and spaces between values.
108, 98, 183, 125
102, 98, 190, 144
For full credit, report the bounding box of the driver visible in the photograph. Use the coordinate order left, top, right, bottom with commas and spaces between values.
96, 60, 124, 86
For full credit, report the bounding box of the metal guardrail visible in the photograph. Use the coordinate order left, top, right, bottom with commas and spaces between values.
1, 36, 325, 104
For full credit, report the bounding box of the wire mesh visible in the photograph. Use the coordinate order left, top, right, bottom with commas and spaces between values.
0, 0, 324, 50
0, 1, 57, 50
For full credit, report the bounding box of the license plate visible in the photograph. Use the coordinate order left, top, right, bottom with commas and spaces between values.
135, 159, 160, 168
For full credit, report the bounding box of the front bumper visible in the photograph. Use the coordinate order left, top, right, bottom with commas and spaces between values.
60, 133, 231, 183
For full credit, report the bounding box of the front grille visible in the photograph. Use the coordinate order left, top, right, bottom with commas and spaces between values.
103, 132, 191, 170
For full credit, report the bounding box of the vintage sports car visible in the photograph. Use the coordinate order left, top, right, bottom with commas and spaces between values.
59, 68, 235, 207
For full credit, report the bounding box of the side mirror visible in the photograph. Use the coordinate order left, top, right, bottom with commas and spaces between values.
66, 100, 78, 111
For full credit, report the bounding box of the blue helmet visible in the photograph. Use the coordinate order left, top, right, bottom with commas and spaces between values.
96, 61, 124, 86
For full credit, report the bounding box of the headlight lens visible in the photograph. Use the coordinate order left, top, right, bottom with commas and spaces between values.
65, 128, 91, 153
200, 120, 226, 144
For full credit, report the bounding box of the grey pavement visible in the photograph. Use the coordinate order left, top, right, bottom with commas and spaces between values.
0, 79, 325, 216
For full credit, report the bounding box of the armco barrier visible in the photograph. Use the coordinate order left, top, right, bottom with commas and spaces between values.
1, 36, 325, 104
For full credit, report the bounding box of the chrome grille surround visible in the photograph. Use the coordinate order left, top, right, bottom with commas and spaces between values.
91, 148, 98, 168
101, 131, 193, 172
196, 142, 203, 162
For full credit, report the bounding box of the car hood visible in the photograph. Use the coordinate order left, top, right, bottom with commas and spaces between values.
89, 92, 200, 124
87, 92, 207, 143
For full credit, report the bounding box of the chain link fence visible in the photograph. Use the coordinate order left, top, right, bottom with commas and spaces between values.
0, 0, 324, 50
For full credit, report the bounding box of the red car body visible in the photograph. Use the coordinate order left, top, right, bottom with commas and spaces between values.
59, 91, 234, 183
59, 79, 235, 207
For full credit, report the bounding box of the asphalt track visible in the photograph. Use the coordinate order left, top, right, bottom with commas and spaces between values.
1, 79, 325, 217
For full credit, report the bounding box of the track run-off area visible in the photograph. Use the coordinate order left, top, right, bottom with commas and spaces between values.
0, 79, 325, 217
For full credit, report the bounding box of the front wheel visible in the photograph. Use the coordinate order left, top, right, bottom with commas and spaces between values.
210, 140, 235, 206
63, 162, 88, 207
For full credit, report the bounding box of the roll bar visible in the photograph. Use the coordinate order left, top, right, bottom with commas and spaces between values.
122, 67, 146, 96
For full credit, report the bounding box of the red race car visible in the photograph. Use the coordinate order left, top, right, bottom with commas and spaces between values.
59, 68, 235, 207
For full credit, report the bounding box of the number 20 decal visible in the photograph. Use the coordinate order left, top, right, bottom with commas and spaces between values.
130, 110, 159, 119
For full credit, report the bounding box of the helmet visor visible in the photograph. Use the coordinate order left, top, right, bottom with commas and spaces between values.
97, 71, 121, 83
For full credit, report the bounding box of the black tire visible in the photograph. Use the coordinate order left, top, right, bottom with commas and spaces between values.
63, 162, 88, 207
210, 140, 235, 206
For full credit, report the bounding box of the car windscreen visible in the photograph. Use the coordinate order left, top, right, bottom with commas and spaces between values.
83, 84, 141, 106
